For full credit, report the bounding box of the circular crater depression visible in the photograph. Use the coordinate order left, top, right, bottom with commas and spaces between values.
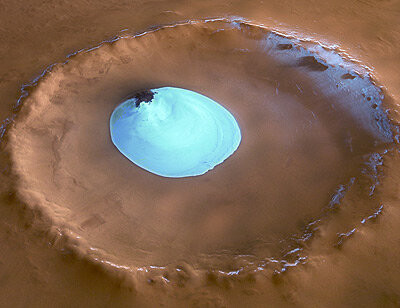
7, 20, 393, 272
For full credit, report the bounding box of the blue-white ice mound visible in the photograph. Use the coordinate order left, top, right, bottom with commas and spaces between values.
110, 87, 241, 178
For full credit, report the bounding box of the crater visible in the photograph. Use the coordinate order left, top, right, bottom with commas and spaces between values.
5, 19, 394, 280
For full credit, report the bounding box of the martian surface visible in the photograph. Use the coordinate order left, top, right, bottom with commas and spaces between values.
0, 1, 400, 307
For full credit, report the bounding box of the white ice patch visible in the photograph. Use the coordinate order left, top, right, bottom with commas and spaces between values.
110, 87, 242, 178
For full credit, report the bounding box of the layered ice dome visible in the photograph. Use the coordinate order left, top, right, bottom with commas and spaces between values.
110, 87, 242, 177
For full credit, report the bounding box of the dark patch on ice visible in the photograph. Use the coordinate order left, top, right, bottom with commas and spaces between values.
132, 90, 155, 107
277, 43, 293, 50
297, 56, 328, 71
341, 73, 356, 80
